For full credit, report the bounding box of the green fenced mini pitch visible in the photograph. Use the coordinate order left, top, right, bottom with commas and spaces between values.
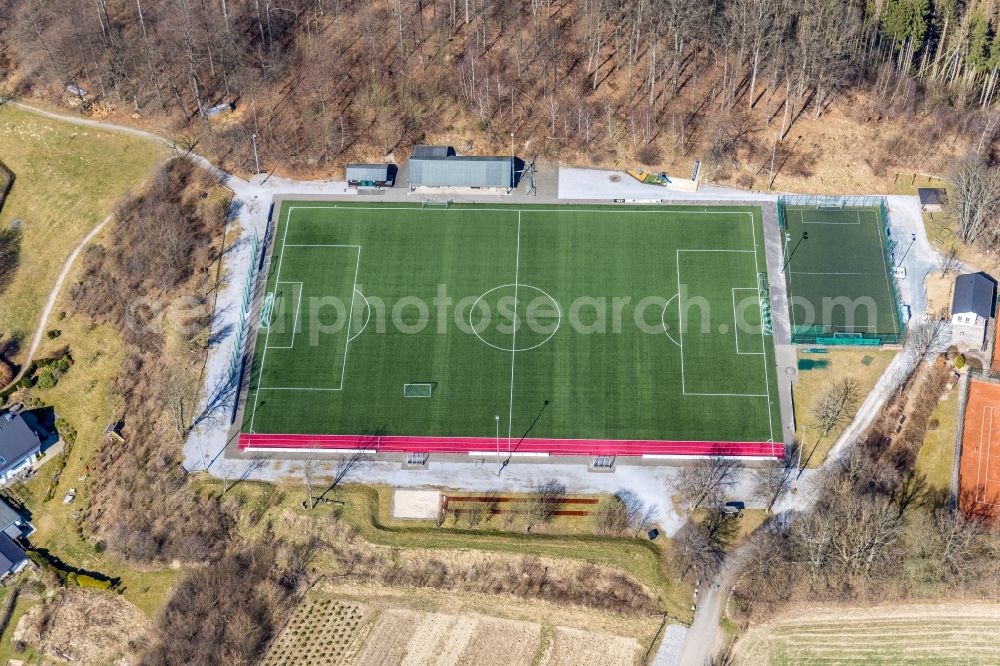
779, 200, 904, 345
239, 202, 782, 456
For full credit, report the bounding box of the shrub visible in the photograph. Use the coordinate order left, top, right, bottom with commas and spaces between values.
955, 354, 966, 369
35, 371, 56, 390
46, 329, 61, 339
55, 417, 77, 444
75, 573, 113, 589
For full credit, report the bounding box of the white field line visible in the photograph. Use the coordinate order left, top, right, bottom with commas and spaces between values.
801, 218, 862, 224
661, 293, 681, 348
974, 406, 1000, 506
508, 213, 522, 450
266, 281, 303, 349
789, 271, 870, 275
284, 244, 362, 248
976, 406, 987, 503
338, 246, 362, 391
248, 204, 293, 434
732, 287, 764, 356
252, 205, 363, 404
676, 245, 771, 400
259, 206, 774, 431
785, 209, 800, 333
873, 208, 899, 335
314, 205, 756, 216
750, 213, 776, 443
676, 249, 686, 392
348, 289, 371, 343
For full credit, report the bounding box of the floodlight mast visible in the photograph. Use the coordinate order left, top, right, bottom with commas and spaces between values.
251, 133, 261, 174
781, 231, 808, 273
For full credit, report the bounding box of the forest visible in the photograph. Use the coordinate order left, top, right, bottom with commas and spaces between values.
0, 0, 998, 186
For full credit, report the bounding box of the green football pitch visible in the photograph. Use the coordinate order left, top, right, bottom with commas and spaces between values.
782, 205, 902, 341
240, 202, 781, 448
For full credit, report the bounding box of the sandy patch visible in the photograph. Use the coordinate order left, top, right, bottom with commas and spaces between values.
392, 489, 441, 520
924, 270, 954, 317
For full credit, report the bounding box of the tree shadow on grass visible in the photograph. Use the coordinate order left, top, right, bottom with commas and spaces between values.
0, 226, 22, 295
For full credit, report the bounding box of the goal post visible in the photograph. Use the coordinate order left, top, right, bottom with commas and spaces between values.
403, 383, 435, 398
259, 291, 276, 328
420, 199, 452, 209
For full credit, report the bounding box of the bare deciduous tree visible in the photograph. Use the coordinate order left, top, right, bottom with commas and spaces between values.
593, 490, 659, 536
527, 479, 567, 528
948, 153, 1000, 248
938, 246, 962, 277
753, 442, 799, 510
673, 519, 724, 580
313, 451, 371, 507
675, 456, 740, 510
904, 317, 950, 363
812, 378, 861, 439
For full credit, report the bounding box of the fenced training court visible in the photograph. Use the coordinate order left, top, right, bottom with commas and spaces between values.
959, 378, 1000, 518
238, 202, 782, 459
777, 195, 905, 346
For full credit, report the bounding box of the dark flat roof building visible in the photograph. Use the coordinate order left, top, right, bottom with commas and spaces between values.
918, 187, 947, 210
411, 145, 453, 158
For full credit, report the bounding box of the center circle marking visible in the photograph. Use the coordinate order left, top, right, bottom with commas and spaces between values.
470, 283, 562, 352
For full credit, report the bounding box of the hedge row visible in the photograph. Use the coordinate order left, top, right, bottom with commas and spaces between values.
25, 549, 119, 591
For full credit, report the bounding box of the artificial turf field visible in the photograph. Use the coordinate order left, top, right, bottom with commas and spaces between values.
782, 205, 902, 342
238, 202, 782, 457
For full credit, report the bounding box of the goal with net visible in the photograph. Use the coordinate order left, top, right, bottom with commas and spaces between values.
260, 291, 276, 327
403, 383, 435, 398
420, 199, 452, 209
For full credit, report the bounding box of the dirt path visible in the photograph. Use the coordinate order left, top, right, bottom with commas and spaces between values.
2, 211, 112, 388
9, 101, 250, 193
0, 100, 250, 391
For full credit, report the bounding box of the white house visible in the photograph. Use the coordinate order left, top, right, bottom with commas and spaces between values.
951, 273, 996, 349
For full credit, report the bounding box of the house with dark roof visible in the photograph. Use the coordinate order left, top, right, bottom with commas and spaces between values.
407, 146, 512, 190
0, 497, 30, 579
345, 163, 395, 188
951, 273, 996, 348
0, 412, 41, 483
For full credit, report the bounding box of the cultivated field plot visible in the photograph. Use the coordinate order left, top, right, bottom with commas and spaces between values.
265, 591, 644, 666
240, 202, 781, 457
733, 603, 1000, 665
262, 597, 372, 666
958, 379, 1000, 518
781, 202, 902, 344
